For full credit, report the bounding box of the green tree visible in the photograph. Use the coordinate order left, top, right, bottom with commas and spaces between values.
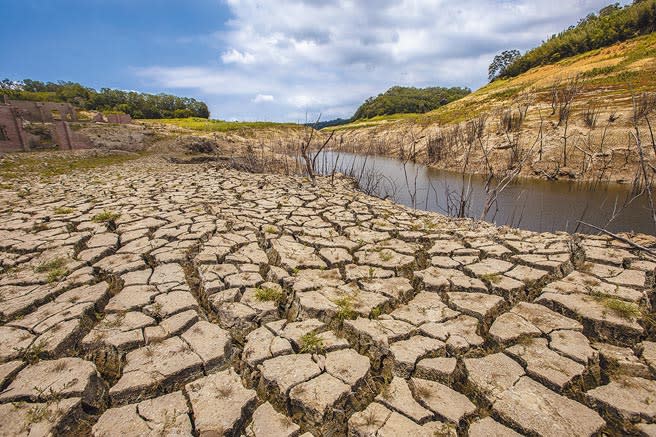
488, 50, 521, 81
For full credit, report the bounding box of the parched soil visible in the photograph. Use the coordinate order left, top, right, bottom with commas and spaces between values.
1, 155, 656, 436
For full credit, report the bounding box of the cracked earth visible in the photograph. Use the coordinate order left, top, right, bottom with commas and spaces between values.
1, 157, 656, 436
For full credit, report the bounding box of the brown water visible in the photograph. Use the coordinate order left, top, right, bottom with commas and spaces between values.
315, 151, 655, 235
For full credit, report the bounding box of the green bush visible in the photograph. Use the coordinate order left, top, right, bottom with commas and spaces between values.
352, 86, 471, 120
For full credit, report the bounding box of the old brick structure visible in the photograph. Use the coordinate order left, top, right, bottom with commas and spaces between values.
0, 98, 132, 153
8, 100, 78, 123
0, 105, 29, 151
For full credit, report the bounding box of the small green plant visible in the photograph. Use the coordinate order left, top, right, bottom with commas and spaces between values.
34, 258, 66, 273
299, 332, 324, 354
92, 210, 120, 223
47, 268, 68, 283
379, 251, 393, 262
370, 307, 382, 319
264, 225, 277, 234
25, 404, 54, 426
53, 206, 74, 215
480, 273, 502, 284
34, 258, 69, 283
334, 296, 357, 320
18, 340, 47, 364
254, 287, 284, 303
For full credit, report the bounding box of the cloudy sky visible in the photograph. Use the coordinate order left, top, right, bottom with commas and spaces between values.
1, 0, 630, 122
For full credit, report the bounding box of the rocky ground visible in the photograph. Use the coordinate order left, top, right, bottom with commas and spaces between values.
1, 156, 656, 436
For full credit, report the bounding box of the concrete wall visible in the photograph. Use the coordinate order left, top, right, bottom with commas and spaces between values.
8, 100, 78, 123
0, 106, 27, 152
0, 100, 95, 152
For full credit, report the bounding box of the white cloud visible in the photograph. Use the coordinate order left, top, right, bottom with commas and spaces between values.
221, 48, 255, 64
138, 0, 631, 121
253, 94, 274, 103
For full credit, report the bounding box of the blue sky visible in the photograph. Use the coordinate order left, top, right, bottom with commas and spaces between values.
0, 0, 630, 122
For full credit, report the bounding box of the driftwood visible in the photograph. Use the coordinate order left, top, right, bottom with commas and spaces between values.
578, 221, 656, 256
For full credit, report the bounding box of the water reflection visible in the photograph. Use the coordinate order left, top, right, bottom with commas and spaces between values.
314, 151, 655, 235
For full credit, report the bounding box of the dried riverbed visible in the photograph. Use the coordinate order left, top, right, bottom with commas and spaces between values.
0, 156, 655, 436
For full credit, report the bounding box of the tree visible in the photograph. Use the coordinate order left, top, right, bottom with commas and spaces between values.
488, 50, 521, 81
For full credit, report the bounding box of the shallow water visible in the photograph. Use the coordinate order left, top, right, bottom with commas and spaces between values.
314, 150, 655, 235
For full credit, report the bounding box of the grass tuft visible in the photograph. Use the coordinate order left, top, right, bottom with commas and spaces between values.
92, 210, 120, 223
334, 296, 358, 321
254, 287, 284, 303
299, 332, 324, 354
53, 206, 74, 215
480, 273, 502, 284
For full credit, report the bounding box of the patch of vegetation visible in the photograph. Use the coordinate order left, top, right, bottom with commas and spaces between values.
92, 210, 121, 223
33, 257, 68, 283
480, 273, 502, 284
496, 0, 656, 79
140, 117, 300, 133
352, 86, 471, 120
47, 268, 68, 284
254, 287, 284, 303
0, 152, 143, 179
53, 206, 74, 215
19, 339, 47, 364
591, 292, 645, 321
489, 86, 523, 101
24, 404, 55, 426
580, 65, 617, 78
370, 307, 382, 319
34, 257, 66, 274
0, 79, 209, 119
299, 331, 325, 354
379, 251, 393, 262
334, 296, 358, 320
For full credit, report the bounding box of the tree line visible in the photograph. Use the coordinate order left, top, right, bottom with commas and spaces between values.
0, 79, 210, 119
352, 86, 471, 120
490, 0, 656, 81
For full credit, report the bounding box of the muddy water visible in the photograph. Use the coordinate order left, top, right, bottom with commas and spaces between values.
314, 151, 655, 235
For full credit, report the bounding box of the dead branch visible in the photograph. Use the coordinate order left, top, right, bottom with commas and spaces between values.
578, 221, 656, 256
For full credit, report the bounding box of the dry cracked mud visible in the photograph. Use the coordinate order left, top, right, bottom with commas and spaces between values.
1, 157, 656, 436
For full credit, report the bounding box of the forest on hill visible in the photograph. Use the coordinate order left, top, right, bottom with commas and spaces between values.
491, 0, 656, 80
352, 86, 471, 120
0, 79, 210, 119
